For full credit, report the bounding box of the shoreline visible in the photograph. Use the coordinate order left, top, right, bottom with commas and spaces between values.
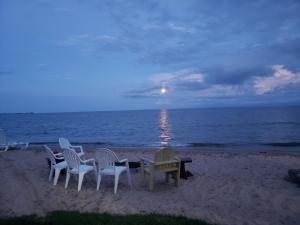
26, 143, 300, 154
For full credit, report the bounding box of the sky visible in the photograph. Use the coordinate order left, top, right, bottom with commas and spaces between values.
1, 0, 300, 113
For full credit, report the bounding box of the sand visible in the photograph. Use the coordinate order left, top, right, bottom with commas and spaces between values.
0, 146, 300, 225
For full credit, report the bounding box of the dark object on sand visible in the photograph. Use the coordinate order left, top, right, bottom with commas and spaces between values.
178, 157, 193, 179
128, 161, 141, 169
288, 169, 300, 184
115, 161, 141, 169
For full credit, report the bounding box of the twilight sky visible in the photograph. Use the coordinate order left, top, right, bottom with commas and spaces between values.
1, 0, 300, 113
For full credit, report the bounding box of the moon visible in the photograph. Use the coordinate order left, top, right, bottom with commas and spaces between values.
160, 87, 166, 94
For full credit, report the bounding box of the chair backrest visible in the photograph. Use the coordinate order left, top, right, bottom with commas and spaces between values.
0, 129, 7, 145
59, 137, 71, 149
44, 145, 57, 166
95, 148, 119, 169
154, 148, 176, 162
63, 148, 80, 170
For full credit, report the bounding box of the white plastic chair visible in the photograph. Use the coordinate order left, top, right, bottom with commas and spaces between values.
44, 145, 67, 185
95, 148, 132, 194
0, 129, 8, 151
63, 148, 96, 191
0, 129, 29, 152
59, 137, 84, 157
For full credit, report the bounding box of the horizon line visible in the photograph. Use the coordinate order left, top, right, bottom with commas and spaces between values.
1, 104, 299, 114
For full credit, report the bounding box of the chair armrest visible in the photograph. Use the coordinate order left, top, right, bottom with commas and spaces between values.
118, 158, 128, 163
81, 158, 95, 166
118, 158, 130, 170
154, 160, 180, 166
174, 156, 181, 161
55, 156, 64, 160
53, 152, 63, 160
71, 145, 82, 148
140, 156, 154, 164
71, 145, 84, 155
70, 145, 83, 150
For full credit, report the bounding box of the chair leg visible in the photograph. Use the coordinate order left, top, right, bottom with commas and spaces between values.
175, 170, 180, 187
149, 165, 155, 191
176, 162, 181, 187
140, 169, 145, 185
165, 172, 170, 183
49, 166, 54, 181
127, 169, 132, 188
140, 162, 145, 184
96, 173, 102, 191
53, 168, 61, 186
78, 172, 85, 191
149, 172, 154, 191
65, 172, 70, 189
114, 174, 120, 194
94, 167, 98, 181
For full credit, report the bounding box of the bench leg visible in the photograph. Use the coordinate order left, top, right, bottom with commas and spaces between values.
165, 172, 170, 183
180, 162, 187, 179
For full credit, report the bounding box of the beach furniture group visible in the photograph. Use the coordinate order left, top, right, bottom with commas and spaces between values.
46, 138, 132, 193
45, 138, 184, 193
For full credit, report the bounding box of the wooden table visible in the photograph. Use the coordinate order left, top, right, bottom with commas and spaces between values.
178, 157, 193, 179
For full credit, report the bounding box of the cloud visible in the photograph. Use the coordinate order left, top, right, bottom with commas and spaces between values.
203, 66, 270, 86
143, 22, 196, 34
57, 33, 145, 55
50, 0, 300, 106
150, 68, 204, 84
125, 86, 162, 98
197, 84, 246, 98
126, 69, 208, 98
126, 65, 300, 102
58, 34, 117, 47
254, 65, 300, 94
150, 69, 206, 91
57, 1, 300, 75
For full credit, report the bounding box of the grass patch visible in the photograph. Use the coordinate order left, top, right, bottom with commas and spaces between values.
0, 211, 215, 225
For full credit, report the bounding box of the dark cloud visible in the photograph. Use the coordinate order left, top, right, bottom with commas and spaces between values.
173, 80, 207, 91
124, 85, 162, 98
204, 66, 271, 85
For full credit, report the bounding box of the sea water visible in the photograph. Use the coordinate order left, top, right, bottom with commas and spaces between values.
0, 106, 299, 148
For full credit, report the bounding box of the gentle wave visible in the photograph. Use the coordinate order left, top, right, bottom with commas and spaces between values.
188, 143, 227, 147
263, 142, 300, 147
28, 141, 300, 148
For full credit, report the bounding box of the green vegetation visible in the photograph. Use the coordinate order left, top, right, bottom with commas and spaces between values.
0, 211, 215, 225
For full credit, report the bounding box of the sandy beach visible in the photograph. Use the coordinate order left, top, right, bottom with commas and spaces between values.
0, 146, 300, 225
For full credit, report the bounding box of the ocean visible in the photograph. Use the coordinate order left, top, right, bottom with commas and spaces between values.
0, 106, 299, 148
